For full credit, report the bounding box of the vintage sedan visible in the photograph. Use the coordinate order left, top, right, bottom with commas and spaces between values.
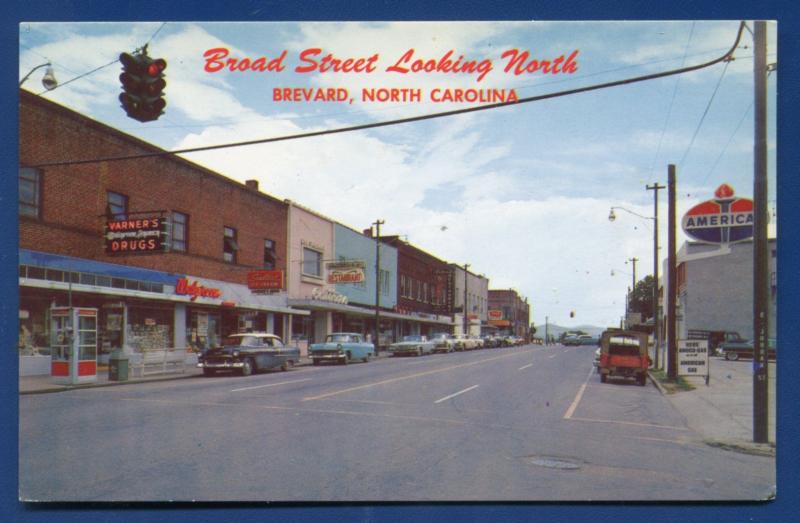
198, 333, 300, 377
388, 335, 436, 357
430, 332, 458, 353
309, 332, 375, 365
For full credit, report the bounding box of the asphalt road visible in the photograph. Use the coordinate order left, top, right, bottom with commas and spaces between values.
19, 344, 775, 502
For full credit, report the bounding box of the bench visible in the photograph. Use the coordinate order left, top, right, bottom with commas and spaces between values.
130, 348, 188, 377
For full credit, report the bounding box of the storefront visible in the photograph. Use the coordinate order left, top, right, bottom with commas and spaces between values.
19, 250, 308, 375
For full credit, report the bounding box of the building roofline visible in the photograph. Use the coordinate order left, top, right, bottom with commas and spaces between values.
20, 89, 288, 208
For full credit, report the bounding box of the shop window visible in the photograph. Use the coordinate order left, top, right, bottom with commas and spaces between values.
96, 275, 111, 287
19, 168, 41, 218
264, 239, 276, 270
106, 191, 128, 220
302, 247, 322, 278
28, 266, 45, 280
126, 306, 174, 352
171, 212, 188, 252
80, 273, 96, 286
224, 226, 239, 264
46, 269, 64, 282
112, 277, 126, 289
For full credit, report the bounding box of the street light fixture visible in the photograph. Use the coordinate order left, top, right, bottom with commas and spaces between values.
608, 198, 661, 369
20, 62, 58, 91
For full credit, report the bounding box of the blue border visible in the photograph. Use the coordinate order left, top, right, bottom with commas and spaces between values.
4, 2, 799, 522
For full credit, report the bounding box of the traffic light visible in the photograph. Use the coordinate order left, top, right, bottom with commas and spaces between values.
119, 51, 167, 122
570, 310, 575, 318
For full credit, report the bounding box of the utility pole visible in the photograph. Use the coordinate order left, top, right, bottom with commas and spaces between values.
752, 20, 769, 444
463, 263, 470, 336
373, 219, 384, 355
647, 182, 665, 369
628, 256, 639, 320
545, 315, 549, 346
667, 164, 677, 380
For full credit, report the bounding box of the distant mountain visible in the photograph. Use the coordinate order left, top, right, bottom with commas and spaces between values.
537, 323, 607, 337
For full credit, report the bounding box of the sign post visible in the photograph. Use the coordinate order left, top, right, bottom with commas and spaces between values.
677, 339, 710, 386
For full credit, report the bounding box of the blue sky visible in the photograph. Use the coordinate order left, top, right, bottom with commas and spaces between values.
19, 21, 777, 328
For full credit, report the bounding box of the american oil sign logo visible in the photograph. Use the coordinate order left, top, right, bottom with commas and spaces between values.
681, 184, 754, 244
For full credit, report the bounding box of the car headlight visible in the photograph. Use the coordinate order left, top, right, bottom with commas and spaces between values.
233, 350, 240, 357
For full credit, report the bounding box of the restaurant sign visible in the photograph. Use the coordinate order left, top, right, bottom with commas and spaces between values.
326, 260, 366, 284
247, 270, 284, 290
104, 217, 168, 255
488, 309, 504, 320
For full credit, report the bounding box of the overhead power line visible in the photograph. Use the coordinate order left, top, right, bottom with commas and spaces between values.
28, 22, 747, 169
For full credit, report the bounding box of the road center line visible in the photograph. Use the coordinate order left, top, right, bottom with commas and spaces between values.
231, 378, 312, 392
302, 350, 526, 401
518, 363, 533, 370
563, 367, 596, 420
434, 385, 479, 404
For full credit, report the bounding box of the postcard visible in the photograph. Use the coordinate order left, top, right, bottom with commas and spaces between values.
17, 20, 776, 503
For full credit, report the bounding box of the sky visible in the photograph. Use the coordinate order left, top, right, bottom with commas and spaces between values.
18, 20, 778, 329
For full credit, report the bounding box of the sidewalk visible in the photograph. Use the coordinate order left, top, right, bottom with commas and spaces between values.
649, 357, 776, 456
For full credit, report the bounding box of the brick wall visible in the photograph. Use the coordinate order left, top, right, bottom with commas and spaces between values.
19, 91, 288, 286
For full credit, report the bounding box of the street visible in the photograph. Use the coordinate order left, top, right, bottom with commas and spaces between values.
19, 344, 775, 502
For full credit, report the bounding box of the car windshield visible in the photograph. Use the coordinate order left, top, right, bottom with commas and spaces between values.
225, 335, 261, 347
327, 334, 355, 343
403, 335, 423, 342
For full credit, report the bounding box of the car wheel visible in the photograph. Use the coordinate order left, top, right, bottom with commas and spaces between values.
637, 374, 646, 386
341, 355, 348, 365
240, 358, 253, 377
725, 351, 739, 361
600, 373, 607, 383
280, 360, 293, 372
363, 353, 370, 363
203, 368, 216, 377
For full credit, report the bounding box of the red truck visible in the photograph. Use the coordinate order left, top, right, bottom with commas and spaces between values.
597, 330, 650, 386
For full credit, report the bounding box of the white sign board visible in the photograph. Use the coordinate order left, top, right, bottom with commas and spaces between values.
678, 339, 709, 377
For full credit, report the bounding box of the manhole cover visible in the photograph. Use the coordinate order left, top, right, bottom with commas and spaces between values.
524, 456, 583, 470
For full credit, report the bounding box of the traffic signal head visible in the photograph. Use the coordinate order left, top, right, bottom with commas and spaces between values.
119, 52, 167, 122
570, 310, 575, 318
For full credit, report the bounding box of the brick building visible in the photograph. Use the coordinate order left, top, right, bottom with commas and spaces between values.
488, 289, 531, 339
379, 236, 454, 337
18, 89, 308, 369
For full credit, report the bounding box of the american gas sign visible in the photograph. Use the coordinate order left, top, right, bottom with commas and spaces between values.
681, 184, 754, 244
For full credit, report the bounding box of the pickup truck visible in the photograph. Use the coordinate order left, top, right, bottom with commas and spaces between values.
718, 336, 777, 361
597, 330, 650, 386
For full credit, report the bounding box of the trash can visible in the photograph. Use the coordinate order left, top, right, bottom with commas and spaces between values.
109, 350, 129, 381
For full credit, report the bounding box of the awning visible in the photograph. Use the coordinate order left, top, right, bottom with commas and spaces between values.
288, 299, 455, 325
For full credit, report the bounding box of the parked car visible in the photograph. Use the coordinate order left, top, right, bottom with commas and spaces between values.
430, 332, 458, 353
309, 332, 375, 365
481, 334, 500, 348
470, 335, 485, 349
449, 334, 469, 351
597, 330, 650, 386
198, 333, 300, 377
718, 337, 776, 361
460, 335, 480, 351
388, 335, 436, 357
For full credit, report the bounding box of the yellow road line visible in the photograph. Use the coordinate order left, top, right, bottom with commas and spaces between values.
563, 367, 595, 419
302, 350, 527, 401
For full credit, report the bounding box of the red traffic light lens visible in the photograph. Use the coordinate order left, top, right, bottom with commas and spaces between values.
147, 59, 167, 76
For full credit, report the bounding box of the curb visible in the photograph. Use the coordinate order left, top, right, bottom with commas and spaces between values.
647, 370, 669, 395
